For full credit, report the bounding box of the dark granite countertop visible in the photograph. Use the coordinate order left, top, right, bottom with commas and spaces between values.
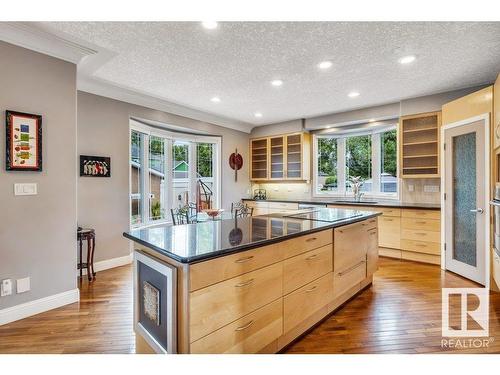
242, 197, 441, 210
123, 208, 381, 264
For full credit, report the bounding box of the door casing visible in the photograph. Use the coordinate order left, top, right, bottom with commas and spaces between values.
440, 113, 490, 287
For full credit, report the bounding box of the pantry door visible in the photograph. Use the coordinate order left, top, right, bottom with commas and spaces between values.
443, 114, 489, 285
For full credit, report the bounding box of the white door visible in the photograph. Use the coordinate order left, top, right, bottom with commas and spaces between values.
443, 116, 489, 285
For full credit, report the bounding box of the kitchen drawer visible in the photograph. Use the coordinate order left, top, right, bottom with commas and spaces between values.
190, 299, 282, 354
244, 201, 269, 208
333, 257, 366, 299
401, 229, 440, 243
190, 243, 285, 291
283, 272, 333, 333
401, 217, 440, 232
402, 209, 440, 220
363, 217, 378, 230
378, 216, 401, 249
268, 202, 299, 210
367, 228, 379, 276
283, 244, 333, 295
282, 229, 332, 259
378, 207, 401, 217
401, 239, 441, 255
189, 262, 283, 342
334, 221, 367, 272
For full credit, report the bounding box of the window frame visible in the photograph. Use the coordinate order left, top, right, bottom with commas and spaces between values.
312, 125, 399, 199
129, 120, 221, 229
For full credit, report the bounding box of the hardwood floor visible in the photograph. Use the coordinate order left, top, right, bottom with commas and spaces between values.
0, 256, 499, 354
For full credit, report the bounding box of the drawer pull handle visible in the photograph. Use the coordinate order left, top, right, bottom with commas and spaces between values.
415, 243, 427, 247
306, 254, 318, 260
415, 232, 427, 236
305, 286, 318, 293
369, 231, 377, 236
235, 256, 254, 263
306, 237, 317, 242
415, 221, 427, 224
235, 320, 254, 331
235, 279, 254, 288
338, 260, 366, 277
384, 218, 394, 222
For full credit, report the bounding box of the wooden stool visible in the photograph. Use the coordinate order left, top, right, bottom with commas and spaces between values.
77, 228, 96, 281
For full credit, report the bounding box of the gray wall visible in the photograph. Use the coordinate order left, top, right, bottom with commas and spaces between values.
0, 41, 77, 309
77, 91, 250, 262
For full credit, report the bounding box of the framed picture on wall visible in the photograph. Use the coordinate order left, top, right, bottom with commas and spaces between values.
80, 155, 111, 177
6, 110, 43, 171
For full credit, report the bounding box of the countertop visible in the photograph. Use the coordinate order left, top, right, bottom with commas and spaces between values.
123, 208, 381, 264
242, 197, 441, 210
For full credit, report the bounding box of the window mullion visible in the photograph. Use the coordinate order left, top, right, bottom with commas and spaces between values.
338, 138, 346, 195
165, 139, 173, 218
142, 134, 151, 225
372, 133, 381, 195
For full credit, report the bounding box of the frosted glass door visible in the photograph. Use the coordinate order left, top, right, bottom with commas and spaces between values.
444, 119, 487, 285
452, 132, 477, 266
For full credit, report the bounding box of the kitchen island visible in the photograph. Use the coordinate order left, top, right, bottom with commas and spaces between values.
124, 208, 381, 354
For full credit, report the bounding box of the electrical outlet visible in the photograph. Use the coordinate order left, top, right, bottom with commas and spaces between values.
304, 187, 310, 193
17, 277, 30, 294
1, 279, 13, 297
408, 184, 414, 192
287, 187, 292, 192
424, 185, 440, 193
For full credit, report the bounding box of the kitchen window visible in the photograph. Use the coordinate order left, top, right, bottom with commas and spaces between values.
130, 120, 221, 228
313, 126, 398, 198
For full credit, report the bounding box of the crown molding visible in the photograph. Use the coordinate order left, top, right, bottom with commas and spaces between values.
0, 22, 253, 133
0, 22, 97, 64
78, 76, 253, 133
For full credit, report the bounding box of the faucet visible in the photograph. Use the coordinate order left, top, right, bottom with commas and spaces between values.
349, 176, 365, 202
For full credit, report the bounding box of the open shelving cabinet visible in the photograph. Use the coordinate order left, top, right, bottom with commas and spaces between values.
399, 111, 442, 178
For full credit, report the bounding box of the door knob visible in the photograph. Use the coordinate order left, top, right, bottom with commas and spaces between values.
470, 208, 484, 214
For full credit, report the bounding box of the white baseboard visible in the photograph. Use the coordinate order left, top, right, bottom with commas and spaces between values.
0, 288, 80, 326
79, 252, 133, 276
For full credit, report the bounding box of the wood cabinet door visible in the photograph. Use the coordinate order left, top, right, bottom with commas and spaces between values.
269, 136, 285, 180
334, 221, 367, 272
378, 216, 401, 248
494, 73, 500, 150
250, 138, 268, 180
285, 133, 303, 179
367, 228, 379, 276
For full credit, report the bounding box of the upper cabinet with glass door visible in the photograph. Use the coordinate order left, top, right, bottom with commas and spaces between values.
400, 111, 441, 178
250, 132, 310, 181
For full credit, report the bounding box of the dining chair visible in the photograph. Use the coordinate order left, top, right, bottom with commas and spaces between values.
235, 206, 254, 218
231, 201, 246, 213
170, 206, 190, 225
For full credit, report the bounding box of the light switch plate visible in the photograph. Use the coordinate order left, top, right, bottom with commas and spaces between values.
14, 183, 37, 196
17, 277, 30, 294
1, 279, 13, 297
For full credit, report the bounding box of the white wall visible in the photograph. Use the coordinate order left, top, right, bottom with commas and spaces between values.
0, 41, 77, 310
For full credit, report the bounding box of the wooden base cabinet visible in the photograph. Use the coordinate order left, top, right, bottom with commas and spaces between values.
135, 218, 379, 354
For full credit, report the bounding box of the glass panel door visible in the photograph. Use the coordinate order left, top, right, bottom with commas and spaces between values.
286, 134, 302, 179
251, 139, 268, 180
149, 136, 166, 221
452, 132, 477, 266
444, 119, 487, 285
172, 141, 190, 209
130, 130, 144, 226
270, 136, 284, 179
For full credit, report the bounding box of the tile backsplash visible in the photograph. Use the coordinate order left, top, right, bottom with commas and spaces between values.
251, 178, 441, 205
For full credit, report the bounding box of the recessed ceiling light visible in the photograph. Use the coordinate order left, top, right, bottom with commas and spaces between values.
201, 21, 218, 30
270, 79, 283, 87
254, 112, 263, 118
369, 119, 375, 122
318, 61, 333, 70
210, 96, 221, 103
348, 91, 360, 98
398, 55, 416, 64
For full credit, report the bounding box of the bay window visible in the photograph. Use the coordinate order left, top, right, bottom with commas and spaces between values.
130, 121, 220, 228
314, 126, 398, 197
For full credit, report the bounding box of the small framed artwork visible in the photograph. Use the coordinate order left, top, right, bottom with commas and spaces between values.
80, 155, 111, 177
6, 110, 42, 171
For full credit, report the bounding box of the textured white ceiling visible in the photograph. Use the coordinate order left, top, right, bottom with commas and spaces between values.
41, 22, 500, 127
